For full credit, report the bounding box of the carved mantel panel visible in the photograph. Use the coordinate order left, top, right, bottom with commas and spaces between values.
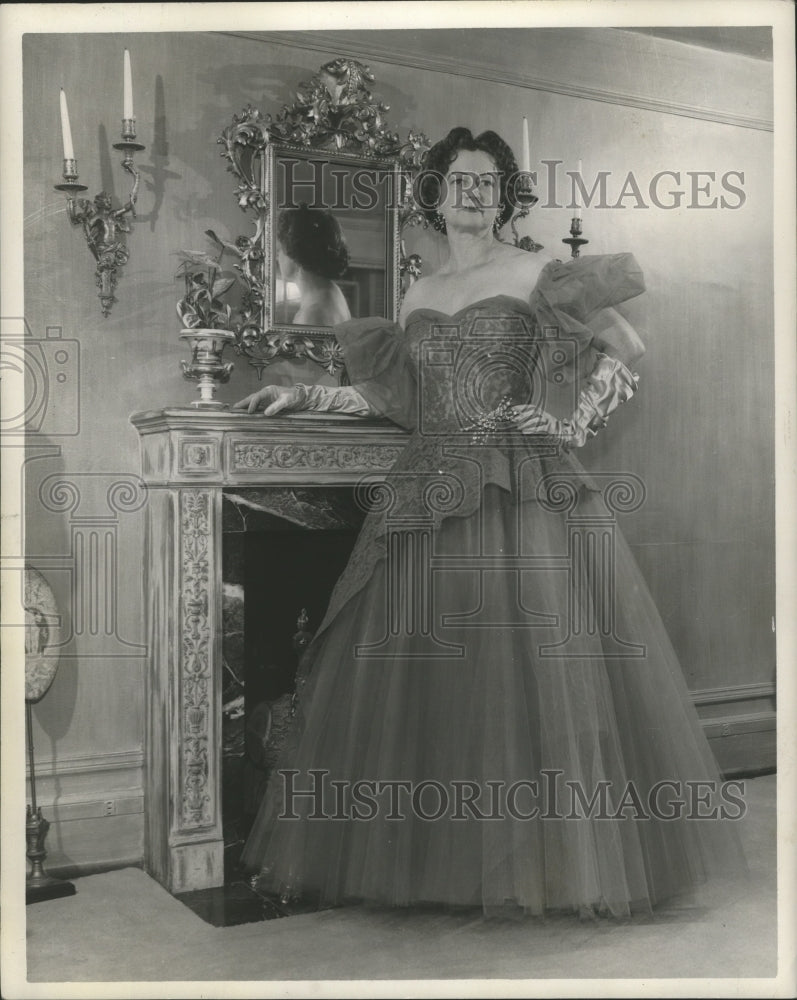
179, 488, 215, 831
231, 440, 403, 474
131, 408, 407, 893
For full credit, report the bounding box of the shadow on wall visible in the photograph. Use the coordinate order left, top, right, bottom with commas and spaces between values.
138, 74, 183, 233
165, 60, 420, 226
23, 438, 79, 863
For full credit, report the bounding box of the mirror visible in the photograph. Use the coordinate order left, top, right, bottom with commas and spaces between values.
218, 59, 430, 380
268, 146, 399, 329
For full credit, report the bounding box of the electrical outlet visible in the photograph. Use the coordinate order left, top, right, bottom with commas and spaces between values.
103, 800, 116, 816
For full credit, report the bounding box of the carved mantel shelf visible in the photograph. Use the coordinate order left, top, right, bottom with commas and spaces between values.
131, 408, 408, 487
130, 408, 408, 893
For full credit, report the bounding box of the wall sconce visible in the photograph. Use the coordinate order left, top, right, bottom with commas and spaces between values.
562, 215, 589, 258
515, 124, 590, 258
511, 173, 544, 253
562, 159, 589, 258
54, 51, 145, 316
512, 116, 544, 253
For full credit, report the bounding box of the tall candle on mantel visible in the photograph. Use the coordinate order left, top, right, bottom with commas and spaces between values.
521, 117, 530, 173
59, 89, 74, 161
574, 158, 583, 219
123, 49, 133, 120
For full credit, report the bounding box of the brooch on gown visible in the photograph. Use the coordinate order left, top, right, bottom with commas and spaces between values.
464, 394, 517, 445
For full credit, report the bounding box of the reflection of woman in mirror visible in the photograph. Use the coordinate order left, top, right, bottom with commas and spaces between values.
237, 128, 746, 920
277, 203, 351, 326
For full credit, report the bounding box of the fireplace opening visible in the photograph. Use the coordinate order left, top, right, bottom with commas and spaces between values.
221, 488, 364, 881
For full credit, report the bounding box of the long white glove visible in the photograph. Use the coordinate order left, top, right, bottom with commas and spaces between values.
233, 382, 376, 416
512, 353, 639, 449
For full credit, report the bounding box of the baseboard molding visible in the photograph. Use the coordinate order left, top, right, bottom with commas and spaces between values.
23, 749, 145, 872
33, 792, 144, 823
701, 710, 775, 739
689, 681, 776, 776
26, 748, 143, 778
701, 712, 776, 777
26, 748, 144, 806
46, 858, 144, 881
692, 681, 776, 708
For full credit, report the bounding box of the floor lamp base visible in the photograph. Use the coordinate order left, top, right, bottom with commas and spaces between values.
26, 875, 77, 905
26, 806, 77, 905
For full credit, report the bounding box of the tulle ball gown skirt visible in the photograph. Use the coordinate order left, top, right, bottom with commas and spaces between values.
242, 484, 747, 918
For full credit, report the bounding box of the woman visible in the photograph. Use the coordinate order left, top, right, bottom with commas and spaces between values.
234, 127, 745, 918
276, 203, 351, 327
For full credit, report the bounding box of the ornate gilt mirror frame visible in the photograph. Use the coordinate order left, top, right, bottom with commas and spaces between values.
218, 58, 431, 380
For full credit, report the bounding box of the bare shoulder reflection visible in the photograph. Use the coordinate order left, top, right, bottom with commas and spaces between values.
276, 203, 352, 327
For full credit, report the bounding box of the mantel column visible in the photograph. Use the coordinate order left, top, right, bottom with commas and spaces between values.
145, 483, 224, 893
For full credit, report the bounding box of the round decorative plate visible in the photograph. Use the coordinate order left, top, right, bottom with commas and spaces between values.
24, 567, 61, 703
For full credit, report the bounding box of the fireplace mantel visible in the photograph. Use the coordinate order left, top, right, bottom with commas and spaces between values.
131, 408, 408, 487
130, 408, 408, 893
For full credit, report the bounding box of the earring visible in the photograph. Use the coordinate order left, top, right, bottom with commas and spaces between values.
431, 211, 447, 234
493, 205, 506, 233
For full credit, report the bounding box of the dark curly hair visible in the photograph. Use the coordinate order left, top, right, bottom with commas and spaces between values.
418, 127, 519, 233
277, 204, 350, 280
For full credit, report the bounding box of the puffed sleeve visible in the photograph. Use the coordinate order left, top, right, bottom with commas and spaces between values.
530, 253, 646, 385
334, 318, 418, 431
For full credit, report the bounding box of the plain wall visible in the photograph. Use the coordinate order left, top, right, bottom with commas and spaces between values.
21, 28, 774, 868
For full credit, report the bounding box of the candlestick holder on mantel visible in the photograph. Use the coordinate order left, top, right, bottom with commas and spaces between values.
54, 119, 146, 317
510, 173, 544, 254
562, 216, 589, 258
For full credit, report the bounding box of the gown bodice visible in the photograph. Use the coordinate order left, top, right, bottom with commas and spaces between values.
402, 295, 554, 437
335, 253, 645, 437
314, 254, 646, 639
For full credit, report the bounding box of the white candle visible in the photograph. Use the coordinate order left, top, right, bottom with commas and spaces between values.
521, 117, 530, 173
574, 158, 583, 219
59, 89, 74, 161
123, 49, 133, 120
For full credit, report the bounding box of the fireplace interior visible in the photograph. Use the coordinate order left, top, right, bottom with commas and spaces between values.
220, 487, 365, 883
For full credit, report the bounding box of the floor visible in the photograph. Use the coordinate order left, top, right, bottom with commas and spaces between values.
19, 774, 779, 990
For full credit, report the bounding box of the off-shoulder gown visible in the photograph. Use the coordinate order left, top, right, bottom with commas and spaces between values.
242, 254, 746, 917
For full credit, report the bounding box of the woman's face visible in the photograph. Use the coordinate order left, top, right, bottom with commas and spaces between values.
438, 149, 501, 237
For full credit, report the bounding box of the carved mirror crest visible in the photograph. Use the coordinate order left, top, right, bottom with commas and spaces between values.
218, 59, 431, 380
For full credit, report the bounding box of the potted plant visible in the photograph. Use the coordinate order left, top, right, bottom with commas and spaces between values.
176, 237, 238, 409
